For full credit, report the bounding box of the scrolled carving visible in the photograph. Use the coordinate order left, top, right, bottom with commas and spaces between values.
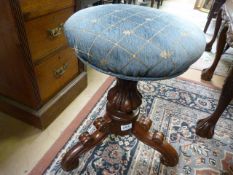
137, 116, 152, 131
61, 129, 109, 171
133, 121, 178, 167
152, 131, 164, 144
79, 132, 92, 145
61, 78, 179, 171
94, 117, 105, 129
93, 117, 111, 132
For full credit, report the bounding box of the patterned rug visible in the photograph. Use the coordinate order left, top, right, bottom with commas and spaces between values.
30, 77, 233, 175
191, 51, 233, 77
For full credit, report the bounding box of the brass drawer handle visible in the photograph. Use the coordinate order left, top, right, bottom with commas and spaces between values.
48, 23, 64, 38
54, 63, 68, 78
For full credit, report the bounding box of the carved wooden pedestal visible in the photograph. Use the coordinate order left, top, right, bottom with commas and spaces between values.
61, 78, 179, 171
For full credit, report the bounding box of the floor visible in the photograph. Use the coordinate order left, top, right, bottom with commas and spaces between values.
0, 0, 226, 175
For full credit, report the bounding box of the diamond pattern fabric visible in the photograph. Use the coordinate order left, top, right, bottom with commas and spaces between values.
64, 4, 205, 81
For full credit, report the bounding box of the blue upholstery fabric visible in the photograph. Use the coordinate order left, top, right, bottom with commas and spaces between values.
64, 4, 205, 81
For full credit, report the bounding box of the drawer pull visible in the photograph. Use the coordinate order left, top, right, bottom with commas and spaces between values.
54, 63, 68, 78
48, 23, 64, 38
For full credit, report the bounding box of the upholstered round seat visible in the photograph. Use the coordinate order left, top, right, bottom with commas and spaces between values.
64, 4, 205, 81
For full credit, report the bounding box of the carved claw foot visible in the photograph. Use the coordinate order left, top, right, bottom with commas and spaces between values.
205, 43, 213, 52
196, 116, 216, 139
61, 132, 93, 171
133, 117, 179, 167
201, 68, 213, 81
61, 117, 110, 171
153, 131, 178, 166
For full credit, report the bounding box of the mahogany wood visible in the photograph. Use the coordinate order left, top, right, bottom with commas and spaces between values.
105, 79, 142, 135
0, 0, 87, 128
19, 0, 74, 21
0, 0, 40, 108
201, 25, 228, 81
61, 117, 110, 171
205, 9, 223, 52
25, 7, 73, 62
197, 2, 233, 139
133, 116, 178, 166
196, 68, 233, 138
203, 0, 225, 33
35, 47, 79, 102
61, 79, 179, 171
0, 73, 87, 129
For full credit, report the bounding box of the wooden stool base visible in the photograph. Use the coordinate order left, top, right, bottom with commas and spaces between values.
61, 78, 179, 171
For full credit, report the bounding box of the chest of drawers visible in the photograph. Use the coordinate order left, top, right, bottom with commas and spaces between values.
0, 0, 87, 128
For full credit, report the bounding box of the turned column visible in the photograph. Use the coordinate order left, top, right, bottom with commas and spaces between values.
104, 79, 142, 135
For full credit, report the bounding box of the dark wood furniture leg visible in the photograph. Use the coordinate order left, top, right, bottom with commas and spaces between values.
157, 0, 161, 9
204, 0, 225, 33
201, 25, 228, 81
61, 78, 179, 171
204, 2, 216, 33
205, 9, 223, 51
61, 117, 110, 171
196, 68, 233, 138
151, 0, 155, 8
132, 117, 179, 166
160, 0, 163, 6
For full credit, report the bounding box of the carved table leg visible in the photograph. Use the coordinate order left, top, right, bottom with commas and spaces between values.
196, 68, 233, 139
205, 9, 222, 51
132, 116, 179, 166
201, 24, 228, 81
61, 117, 111, 171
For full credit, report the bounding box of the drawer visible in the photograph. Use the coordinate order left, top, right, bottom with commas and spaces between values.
19, 0, 74, 20
35, 47, 79, 102
25, 7, 73, 63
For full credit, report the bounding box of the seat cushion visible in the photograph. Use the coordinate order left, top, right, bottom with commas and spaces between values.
64, 4, 205, 81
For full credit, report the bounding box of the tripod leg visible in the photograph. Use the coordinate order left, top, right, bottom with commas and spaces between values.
61, 117, 111, 171
132, 116, 179, 166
